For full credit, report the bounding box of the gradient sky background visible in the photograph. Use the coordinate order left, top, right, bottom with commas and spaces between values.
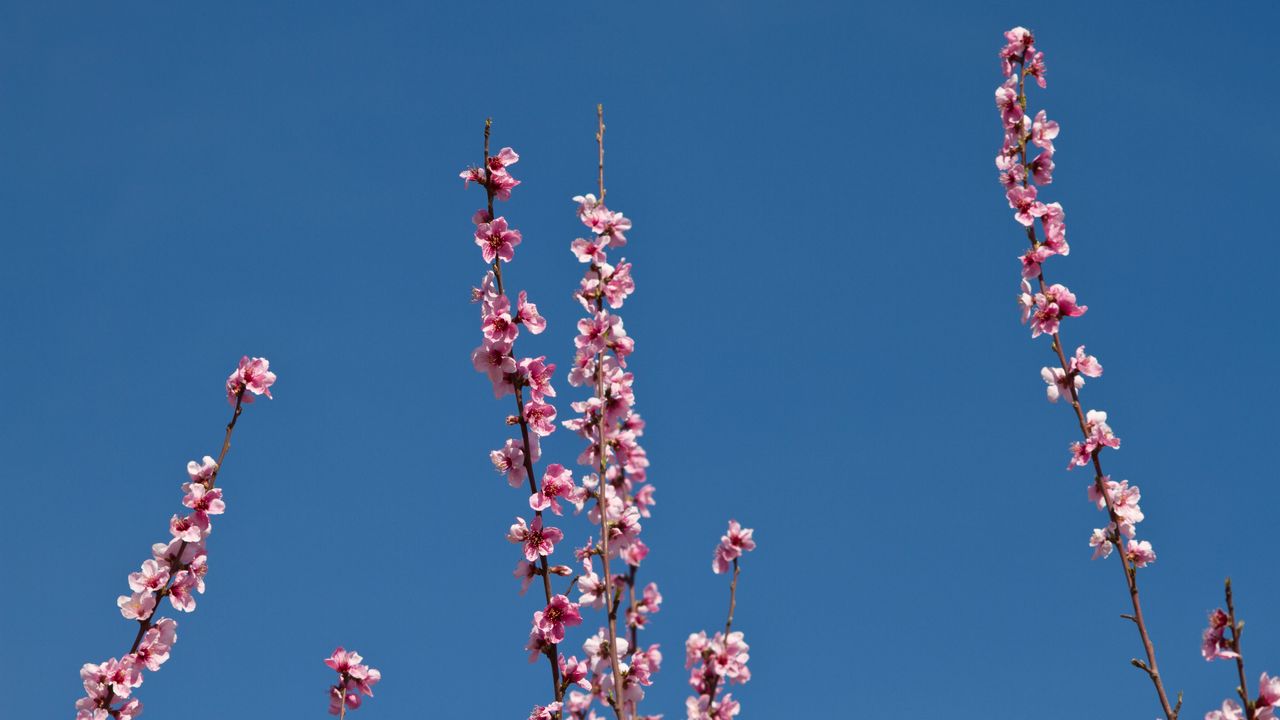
3, 2, 1278, 718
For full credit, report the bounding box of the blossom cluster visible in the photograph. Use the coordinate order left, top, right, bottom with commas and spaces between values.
1201, 606, 1280, 720
561, 181, 668, 718
993, 28, 1156, 570
686, 521, 755, 719
76, 358, 274, 720
325, 647, 381, 716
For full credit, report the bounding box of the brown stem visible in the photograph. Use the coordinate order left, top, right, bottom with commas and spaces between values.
626, 565, 639, 651
1225, 578, 1256, 718
590, 104, 626, 720
703, 557, 741, 711
482, 119, 563, 703
101, 390, 248, 717
1014, 58, 1179, 720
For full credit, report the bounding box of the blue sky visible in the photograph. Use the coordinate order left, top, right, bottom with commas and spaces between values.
2, 1, 1278, 717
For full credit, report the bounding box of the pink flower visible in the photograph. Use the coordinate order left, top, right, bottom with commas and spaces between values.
186, 456, 218, 485
519, 357, 557, 403
996, 154, 1026, 188
1206, 700, 1245, 720
182, 482, 225, 529
523, 400, 558, 437
1007, 185, 1047, 227
491, 439, 528, 487
530, 463, 584, 515
513, 560, 538, 595
533, 594, 583, 643
128, 559, 170, 593
1040, 202, 1069, 255
324, 647, 380, 715
488, 147, 520, 172
1124, 539, 1155, 568
1028, 147, 1054, 184
116, 591, 156, 621
169, 514, 204, 543
481, 296, 519, 344
712, 520, 756, 574
1041, 366, 1082, 403
995, 81, 1023, 129
517, 291, 546, 334
1259, 672, 1280, 707
559, 655, 591, 690
1202, 609, 1240, 661
507, 516, 564, 562
1030, 283, 1086, 338
471, 340, 516, 388
226, 356, 276, 405
1088, 527, 1114, 559
475, 217, 522, 264
1030, 110, 1059, 151
1071, 345, 1103, 377
168, 571, 199, 612
1020, 246, 1053, 279
134, 619, 177, 671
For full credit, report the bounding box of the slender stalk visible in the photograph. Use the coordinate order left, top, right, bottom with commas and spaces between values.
483, 118, 563, 701
1014, 63, 1180, 720
1225, 578, 1256, 718
587, 104, 627, 720
703, 558, 741, 709
101, 390, 247, 717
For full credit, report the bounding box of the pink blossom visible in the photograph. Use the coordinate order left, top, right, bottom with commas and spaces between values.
1018, 279, 1034, 324
482, 296, 519, 344
1041, 366, 1082, 403
1025, 49, 1047, 87
488, 147, 519, 172
560, 655, 590, 690
471, 340, 516, 387
712, 520, 756, 574
1007, 185, 1046, 227
1030, 110, 1059, 151
1071, 345, 1103, 377
523, 400, 558, 437
996, 154, 1025, 188
507, 515, 564, 562
1040, 202, 1069, 255
533, 594, 583, 644
1206, 700, 1245, 720
530, 463, 584, 515
513, 560, 538, 595
186, 455, 218, 485
519, 356, 557, 403
995, 80, 1023, 129
1028, 147, 1054, 184
475, 216, 522, 264
182, 482, 225, 529
1259, 672, 1280, 707
134, 619, 177, 671
517, 291, 546, 334
1202, 609, 1240, 661
491, 439, 528, 487
116, 591, 156, 621
168, 514, 204, 543
168, 571, 198, 612
1020, 246, 1053, 279
128, 559, 170, 593
1088, 527, 1114, 559
226, 356, 276, 405
1124, 539, 1155, 568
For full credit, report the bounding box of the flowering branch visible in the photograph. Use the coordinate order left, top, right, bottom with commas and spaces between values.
590, 105, 627, 718
76, 357, 276, 720
685, 521, 755, 719
466, 120, 572, 710
993, 27, 1179, 719
1202, 580, 1280, 720
325, 647, 381, 717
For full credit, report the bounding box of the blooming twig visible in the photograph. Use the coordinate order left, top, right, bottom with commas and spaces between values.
76, 357, 275, 720
1202, 580, 1279, 720
993, 27, 1180, 719
325, 647, 381, 718
685, 521, 755, 719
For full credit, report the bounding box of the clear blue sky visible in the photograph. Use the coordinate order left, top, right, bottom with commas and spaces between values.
2, 2, 1278, 717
